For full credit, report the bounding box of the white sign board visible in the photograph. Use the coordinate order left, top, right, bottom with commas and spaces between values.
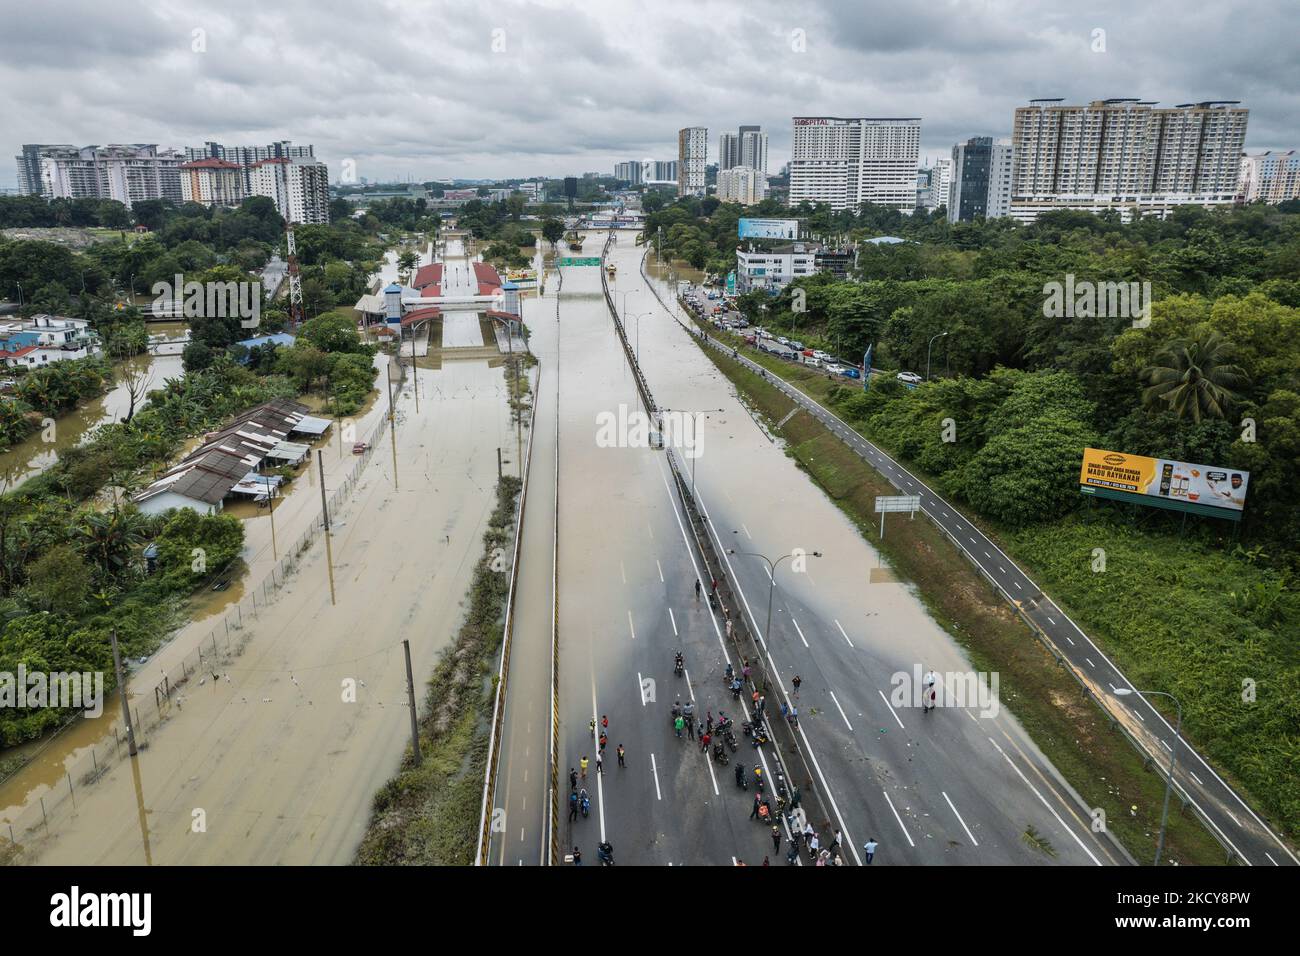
875, 495, 921, 513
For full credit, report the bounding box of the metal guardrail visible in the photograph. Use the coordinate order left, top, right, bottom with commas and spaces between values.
601, 238, 846, 861
547, 264, 563, 866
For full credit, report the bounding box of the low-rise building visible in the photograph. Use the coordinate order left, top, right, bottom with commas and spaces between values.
735, 242, 819, 293
0, 315, 102, 367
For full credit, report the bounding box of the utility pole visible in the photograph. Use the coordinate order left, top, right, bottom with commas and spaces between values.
317, 449, 337, 606
403, 639, 422, 765
110, 629, 138, 757
386, 362, 399, 490
266, 478, 278, 560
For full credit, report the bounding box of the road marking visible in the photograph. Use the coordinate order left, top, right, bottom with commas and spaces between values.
984, 551, 991, 558
638, 672, 648, 707
620, 561, 626, 584
1161, 739, 1173, 752
656, 559, 664, 582
647, 523, 654, 540
1065, 636, 1075, 646
969, 537, 977, 545
650, 753, 662, 800
998, 566, 1007, 575
987, 736, 1101, 865
834, 619, 854, 648
877, 689, 905, 729
1190, 771, 1204, 786
684, 669, 695, 701
829, 691, 853, 731
1085, 658, 1095, 668
881, 790, 915, 847
942, 791, 979, 847
1047, 617, 1057, 626
1136, 711, 1145, 722
669, 607, 678, 636
791, 616, 810, 648
627, 610, 636, 641
742, 523, 752, 539
1013, 581, 1022, 590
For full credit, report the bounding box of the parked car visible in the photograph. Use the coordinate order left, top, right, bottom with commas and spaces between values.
777, 336, 790, 346
896, 371, 923, 384
839, 367, 861, 379
790, 341, 805, 351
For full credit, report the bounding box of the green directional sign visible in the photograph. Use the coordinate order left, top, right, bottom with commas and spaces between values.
557, 257, 602, 267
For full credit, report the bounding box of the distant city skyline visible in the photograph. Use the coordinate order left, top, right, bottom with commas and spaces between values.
1, 0, 1295, 189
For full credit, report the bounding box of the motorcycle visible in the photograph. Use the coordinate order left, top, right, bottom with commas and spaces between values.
750, 728, 769, 748
725, 730, 739, 753
597, 842, 615, 866
674, 656, 684, 677
775, 768, 788, 797
712, 742, 729, 766
734, 764, 747, 790
580, 792, 591, 818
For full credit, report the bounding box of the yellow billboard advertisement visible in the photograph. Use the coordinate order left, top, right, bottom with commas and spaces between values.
1079, 448, 1249, 513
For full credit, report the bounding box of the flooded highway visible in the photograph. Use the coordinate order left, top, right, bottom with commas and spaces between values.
532, 232, 1119, 865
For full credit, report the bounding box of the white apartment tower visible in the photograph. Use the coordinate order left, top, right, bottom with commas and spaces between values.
37, 144, 183, 207
789, 117, 921, 211
716, 166, 768, 204
249, 157, 330, 224
1238, 150, 1300, 204
1010, 98, 1249, 222
720, 126, 767, 174
180, 158, 247, 207
677, 126, 708, 197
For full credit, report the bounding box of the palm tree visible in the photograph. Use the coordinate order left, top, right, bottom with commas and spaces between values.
1141, 332, 1249, 423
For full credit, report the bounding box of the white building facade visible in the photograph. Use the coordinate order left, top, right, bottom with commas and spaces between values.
735, 243, 818, 293
249, 157, 331, 223
180, 158, 247, 207
717, 166, 768, 204
1010, 98, 1249, 223
678, 127, 708, 197
789, 117, 921, 212
1238, 150, 1300, 204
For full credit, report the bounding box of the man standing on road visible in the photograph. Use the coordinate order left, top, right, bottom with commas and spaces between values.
694, 579, 702, 601
572, 846, 582, 866
569, 790, 579, 821
700, 731, 711, 753
580, 756, 589, 780
792, 675, 802, 697
864, 838, 879, 864
596, 752, 604, 775
569, 767, 578, 790
771, 826, 782, 854
616, 744, 626, 768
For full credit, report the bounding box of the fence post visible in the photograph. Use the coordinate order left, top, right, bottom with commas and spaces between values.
67, 771, 74, 809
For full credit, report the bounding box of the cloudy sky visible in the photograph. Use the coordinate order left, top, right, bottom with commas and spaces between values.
1, 0, 1296, 188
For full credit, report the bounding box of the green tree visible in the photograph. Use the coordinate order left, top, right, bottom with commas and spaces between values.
1141, 332, 1249, 423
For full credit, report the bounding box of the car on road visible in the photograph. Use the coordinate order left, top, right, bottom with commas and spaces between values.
352, 441, 369, 454
897, 371, 923, 384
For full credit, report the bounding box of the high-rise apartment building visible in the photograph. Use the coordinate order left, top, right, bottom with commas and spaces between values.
789, 117, 921, 211
185, 140, 315, 192
1238, 150, 1300, 204
34, 144, 183, 207
678, 127, 708, 197
931, 157, 952, 212
180, 158, 247, 207
948, 137, 1013, 222
249, 157, 330, 224
614, 161, 643, 184
716, 166, 768, 204
1009, 98, 1249, 222
14, 145, 76, 195
719, 126, 767, 174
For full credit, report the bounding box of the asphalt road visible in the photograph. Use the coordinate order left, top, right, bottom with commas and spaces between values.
675, 283, 1297, 868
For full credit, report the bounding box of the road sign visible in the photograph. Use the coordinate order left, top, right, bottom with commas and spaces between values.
874, 494, 921, 538
557, 257, 601, 267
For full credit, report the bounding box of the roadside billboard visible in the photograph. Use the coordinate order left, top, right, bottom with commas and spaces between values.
1078, 447, 1249, 519
738, 218, 799, 240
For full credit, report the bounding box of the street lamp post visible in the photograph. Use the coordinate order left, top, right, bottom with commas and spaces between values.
660, 407, 723, 497
926, 331, 949, 381
1114, 687, 1183, 866
727, 546, 822, 644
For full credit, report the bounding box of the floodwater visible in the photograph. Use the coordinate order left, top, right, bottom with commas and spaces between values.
0, 325, 187, 491
534, 233, 1116, 865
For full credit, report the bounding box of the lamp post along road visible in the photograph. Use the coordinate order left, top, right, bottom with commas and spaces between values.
728, 546, 822, 645
926, 331, 949, 381
1114, 687, 1183, 865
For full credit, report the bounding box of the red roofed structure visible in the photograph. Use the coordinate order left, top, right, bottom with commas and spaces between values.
474, 262, 503, 296
412, 263, 443, 291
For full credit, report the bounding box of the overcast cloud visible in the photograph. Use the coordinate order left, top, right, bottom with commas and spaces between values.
1, 0, 1296, 187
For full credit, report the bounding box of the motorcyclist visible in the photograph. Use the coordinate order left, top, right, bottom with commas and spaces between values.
597, 841, 614, 865
579, 788, 591, 816
674, 651, 684, 673
735, 762, 746, 788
